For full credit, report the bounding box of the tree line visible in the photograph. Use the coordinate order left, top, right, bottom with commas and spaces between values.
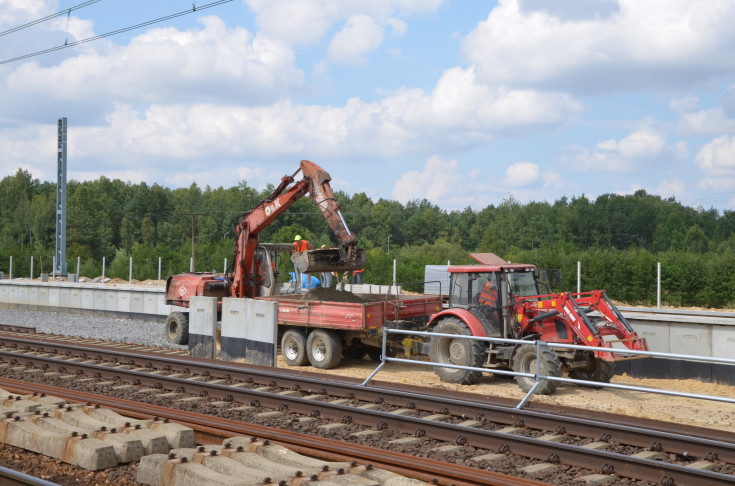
1, 168, 734, 308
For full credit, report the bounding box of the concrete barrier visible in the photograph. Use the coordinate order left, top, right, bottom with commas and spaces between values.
0, 280, 173, 322
220, 298, 278, 365
189, 296, 218, 359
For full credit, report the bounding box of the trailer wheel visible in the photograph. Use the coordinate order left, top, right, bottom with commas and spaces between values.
511, 345, 561, 395
306, 330, 343, 369
569, 358, 615, 386
281, 329, 309, 366
429, 318, 485, 385
165, 312, 189, 345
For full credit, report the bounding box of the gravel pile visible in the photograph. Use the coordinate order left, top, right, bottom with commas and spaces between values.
0, 310, 186, 350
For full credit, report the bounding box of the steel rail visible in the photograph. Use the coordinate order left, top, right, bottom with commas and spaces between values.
0, 378, 545, 486
0, 466, 59, 486
1, 350, 734, 485
1, 334, 734, 463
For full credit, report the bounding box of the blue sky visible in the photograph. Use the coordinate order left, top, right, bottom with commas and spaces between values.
2, 0, 735, 212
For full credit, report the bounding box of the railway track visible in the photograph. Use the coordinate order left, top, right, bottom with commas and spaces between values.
1, 330, 734, 485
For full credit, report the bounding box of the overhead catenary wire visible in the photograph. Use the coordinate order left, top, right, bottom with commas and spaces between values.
0, 0, 103, 38
0, 0, 233, 65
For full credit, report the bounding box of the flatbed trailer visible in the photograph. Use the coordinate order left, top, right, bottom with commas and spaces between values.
264, 292, 442, 369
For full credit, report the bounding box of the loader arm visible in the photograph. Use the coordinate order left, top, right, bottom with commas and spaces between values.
231, 159, 364, 299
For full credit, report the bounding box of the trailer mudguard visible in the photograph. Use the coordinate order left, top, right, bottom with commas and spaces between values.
428, 308, 488, 337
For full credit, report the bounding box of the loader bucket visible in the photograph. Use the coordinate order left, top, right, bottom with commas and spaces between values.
292, 248, 367, 273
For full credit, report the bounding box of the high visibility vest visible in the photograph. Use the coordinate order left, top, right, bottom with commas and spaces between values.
353, 268, 364, 274
478, 281, 498, 307
293, 240, 309, 252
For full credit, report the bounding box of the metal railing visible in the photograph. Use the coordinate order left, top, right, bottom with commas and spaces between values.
361, 328, 735, 410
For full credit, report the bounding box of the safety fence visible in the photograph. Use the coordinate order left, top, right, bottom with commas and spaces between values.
362, 328, 735, 410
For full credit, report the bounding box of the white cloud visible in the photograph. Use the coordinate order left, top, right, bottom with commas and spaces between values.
695, 135, 735, 179
505, 162, 540, 186
669, 96, 699, 114
677, 108, 735, 136
656, 179, 685, 199
1, 16, 304, 112
462, 0, 735, 93
246, 0, 444, 45
568, 128, 667, 171
328, 15, 385, 64
392, 156, 462, 204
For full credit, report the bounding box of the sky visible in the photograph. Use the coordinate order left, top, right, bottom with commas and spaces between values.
2, 0, 735, 212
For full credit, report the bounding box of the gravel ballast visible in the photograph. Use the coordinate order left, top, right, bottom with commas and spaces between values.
0, 310, 185, 350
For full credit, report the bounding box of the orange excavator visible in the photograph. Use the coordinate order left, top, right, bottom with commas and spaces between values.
163, 160, 367, 344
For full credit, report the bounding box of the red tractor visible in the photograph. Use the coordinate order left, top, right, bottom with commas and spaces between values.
425, 253, 648, 394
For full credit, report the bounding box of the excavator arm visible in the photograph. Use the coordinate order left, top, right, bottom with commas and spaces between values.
231, 160, 366, 298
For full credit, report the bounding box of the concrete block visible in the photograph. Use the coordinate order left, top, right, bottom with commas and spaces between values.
69, 288, 81, 310
172, 448, 285, 483
1, 417, 117, 470
48, 287, 60, 312
189, 296, 218, 359
221, 298, 278, 365
226, 439, 344, 471
0, 284, 8, 310
388, 437, 421, 445
143, 291, 158, 315
3, 397, 43, 413
81, 289, 94, 314
628, 320, 670, 353
16, 286, 28, 309
574, 474, 617, 484
520, 462, 558, 478
471, 453, 505, 462
131, 292, 144, 315
670, 322, 711, 356
104, 290, 118, 313
27, 286, 39, 311
117, 291, 131, 316
52, 406, 164, 457
93, 289, 106, 316
220, 447, 309, 477
138, 454, 256, 486
37, 285, 49, 309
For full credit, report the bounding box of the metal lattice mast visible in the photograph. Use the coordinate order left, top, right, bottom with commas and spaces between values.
55, 117, 68, 275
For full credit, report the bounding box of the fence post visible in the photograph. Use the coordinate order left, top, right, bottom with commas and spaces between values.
52, 256, 56, 278
393, 259, 397, 287
102, 257, 106, 282
190, 258, 194, 272
30, 256, 34, 280
76, 256, 80, 276
9, 256, 12, 279
158, 257, 162, 286
657, 262, 661, 309
224, 258, 227, 275
129, 257, 133, 285
577, 261, 581, 293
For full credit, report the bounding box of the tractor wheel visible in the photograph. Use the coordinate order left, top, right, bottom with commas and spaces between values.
569, 358, 615, 386
165, 312, 189, 345
281, 329, 309, 367
306, 330, 343, 369
429, 317, 485, 385
511, 345, 562, 395
342, 346, 368, 360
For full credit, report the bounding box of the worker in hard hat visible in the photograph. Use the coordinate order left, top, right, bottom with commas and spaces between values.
293, 235, 314, 288
319, 244, 334, 288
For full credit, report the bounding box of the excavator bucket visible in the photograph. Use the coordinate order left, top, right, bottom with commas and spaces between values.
292, 248, 367, 274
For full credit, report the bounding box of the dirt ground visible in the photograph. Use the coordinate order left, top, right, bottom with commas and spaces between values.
289, 355, 735, 432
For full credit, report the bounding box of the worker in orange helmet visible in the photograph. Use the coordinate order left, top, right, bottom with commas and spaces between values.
293, 235, 314, 289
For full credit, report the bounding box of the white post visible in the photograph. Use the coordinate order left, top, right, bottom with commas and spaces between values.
9, 256, 12, 279
102, 256, 106, 282
129, 257, 133, 285
76, 256, 80, 276
157, 257, 162, 286
657, 262, 661, 309
52, 256, 56, 278
190, 257, 194, 272
577, 261, 581, 294
392, 259, 397, 287
224, 258, 227, 274
30, 256, 34, 279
